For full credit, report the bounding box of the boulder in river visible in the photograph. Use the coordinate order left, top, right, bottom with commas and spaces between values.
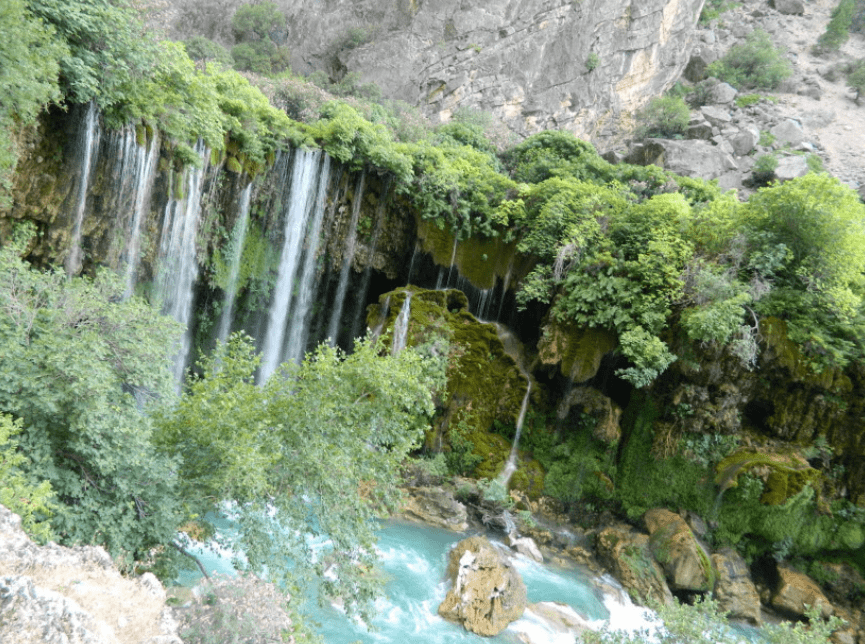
438, 535, 528, 636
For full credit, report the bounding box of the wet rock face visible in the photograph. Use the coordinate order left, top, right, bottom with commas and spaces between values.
595, 524, 673, 606
772, 563, 834, 619
438, 535, 528, 636
711, 548, 762, 625
402, 486, 469, 532
644, 508, 714, 592
279, 0, 704, 144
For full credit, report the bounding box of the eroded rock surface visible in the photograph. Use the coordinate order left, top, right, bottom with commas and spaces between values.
0, 505, 181, 644
644, 508, 714, 592
402, 486, 469, 532
438, 535, 527, 636
711, 548, 762, 625
595, 524, 673, 606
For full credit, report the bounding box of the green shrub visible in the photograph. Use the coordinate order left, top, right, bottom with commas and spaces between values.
707, 29, 792, 89
735, 93, 764, 108
634, 96, 690, 139
752, 153, 778, 185
183, 36, 232, 67
848, 59, 865, 103
586, 52, 600, 72
817, 0, 854, 52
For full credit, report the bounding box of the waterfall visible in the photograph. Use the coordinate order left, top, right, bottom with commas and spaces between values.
260, 150, 328, 381
391, 292, 412, 355
444, 237, 458, 287
405, 242, 419, 285
283, 154, 332, 366
102, 128, 161, 297
369, 295, 391, 343
65, 102, 101, 276
497, 263, 514, 321
155, 142, 210, 388
216, 183, 253, 345
500, 381, 532, 486
349, 182, 389, 344
326, 171, 365, 347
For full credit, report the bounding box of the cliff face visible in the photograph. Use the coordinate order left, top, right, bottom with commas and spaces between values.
282, 0, 705, 145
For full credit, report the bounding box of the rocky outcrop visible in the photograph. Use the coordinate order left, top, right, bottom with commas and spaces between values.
595, 524, 673, 606
402, 486, 469, 532
0, 505, 181, 644
771, 563, 834, 619
438, 535, 527, 636
277, 0, 705, 144
644, 509, 714, 592
711, 548, 761, 625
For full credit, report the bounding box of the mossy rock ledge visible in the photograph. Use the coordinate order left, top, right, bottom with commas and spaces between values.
368, 287, 543, 494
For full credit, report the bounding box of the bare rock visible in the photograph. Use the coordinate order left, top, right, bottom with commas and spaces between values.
711, 548, 761, 625
770, 119, 806, 147
711, 82, 739, 104
644, 509, 714, 592
701, 105, 733, 127
771, 563, 834, 618
402, 486, 469, 532
0, 504, 182, 644
687, 121, 714, 140
439, 536, 527, 636
683, 52, 711, 83
633, 139, 738, 180
731, 127, 760, 156
774, 155, 810, 181
518, 602, 592, 642
595, 524, 673, 605
770, 0, 805, 15
506, 533, 544, 563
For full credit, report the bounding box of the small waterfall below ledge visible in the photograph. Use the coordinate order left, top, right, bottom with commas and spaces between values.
349, 180, 389, 345
260, 149, 329, 382
326, 171, 365, 347
216, 183, 253, 345
499, 381, 532, 487
155, 141, 210, 388
391, 291, 412, 355
65, 102, 101, 276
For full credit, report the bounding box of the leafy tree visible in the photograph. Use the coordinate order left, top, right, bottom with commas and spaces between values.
27, 0, 155, 107
847, 59, 865, 104
741, 173, 865, 367
230, 1, 290, 75
0, 413, 55, 542
707, 29, 793, 89
818, 0, 854, 52
155, 333, 447, 623
0, 228, 182, 563
634, 96, 690, 139
183, 36, 232, 68
0, 0, 65, 205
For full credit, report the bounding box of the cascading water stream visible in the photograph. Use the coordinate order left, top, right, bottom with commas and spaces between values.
326, 171, 365, 346
155, 141, 210, 388
121, 129, 160, 298
216, 184, 253, 345
391, 292, 412, 355
369, 295, 391, 343
500, 382, 532, 486
349, 182, 389, 344
444, 237, 459, 287
65, 102, 101, 276
406, 242, 420, 285
283, 154, 332, 366
260, 149, 325, 382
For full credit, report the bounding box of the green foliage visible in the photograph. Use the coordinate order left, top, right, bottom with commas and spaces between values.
634, 96, 690, 139
817, 0, 854, 52
444, 416, 484, 476
0, 0, 65, 205
847, 59, 865, 103
0, 413, 55, 542
0, 228, 182, 562
742, 174, 865, 368
541, 426, 616, 507
155, 333, 446, 622
586, 596, 843, 644
28, 0, 154, 108
230, 2, 291, 77
734, 93, 764, 108
183, 36, 232, 67
586, 52, 600, 72
699, 0, 740, 24
707, 29, 793, 90
119, 41, 294, 168
752, 153, 778, 186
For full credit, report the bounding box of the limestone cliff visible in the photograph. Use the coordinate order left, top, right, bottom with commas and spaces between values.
281, 0, 706, 145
